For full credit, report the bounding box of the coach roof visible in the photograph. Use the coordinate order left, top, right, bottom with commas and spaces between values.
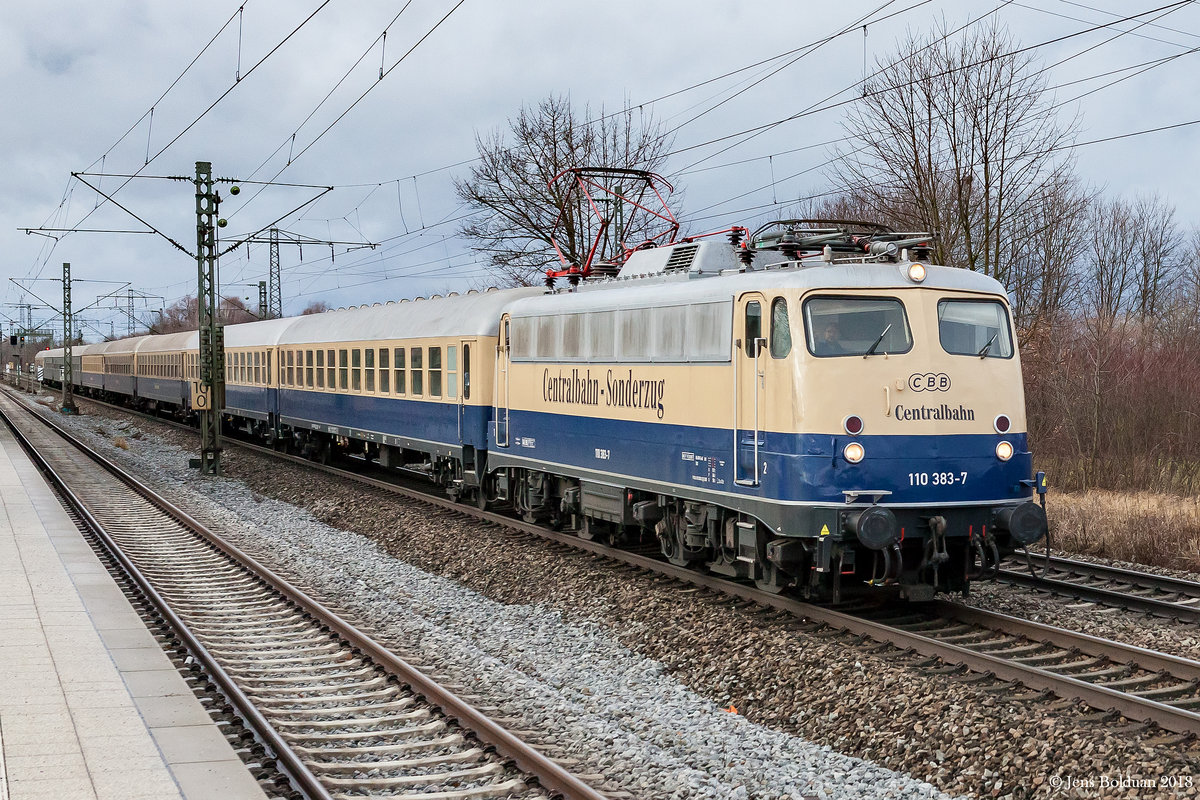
136, 331, 198, 353
273, 287, 546, 346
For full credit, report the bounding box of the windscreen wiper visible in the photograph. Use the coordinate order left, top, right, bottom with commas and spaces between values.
863, 323, 892, 358
977, 332, 999, 358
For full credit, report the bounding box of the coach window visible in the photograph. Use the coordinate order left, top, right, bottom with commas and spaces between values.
352, 349, 362, 392
744, 301, 762, 356
316, 350, 325, 388
462, 344, 471, 399
364, 348, 375, 393
379, 347, 390, 393
446, 346, 457, 398
394, 347, 406, 394
340, 349, 349, 391
770, 297, 792, 358
429, 347, 442, 398
266, 351, 271, 385
306, 350, 314, 386
327, 349, 336, 389
254, 351, 262, 384
410, 348, 424, 396
287, 351, 295, 386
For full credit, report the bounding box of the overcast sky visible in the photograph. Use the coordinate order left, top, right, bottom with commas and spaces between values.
4, 0, 1199, 341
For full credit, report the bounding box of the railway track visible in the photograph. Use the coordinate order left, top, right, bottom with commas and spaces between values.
26, 390, 1200, 738
0, 391, 607, 800
998, 553, 1200, 622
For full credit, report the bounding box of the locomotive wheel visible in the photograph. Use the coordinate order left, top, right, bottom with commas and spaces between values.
660, 527, 702, 568
755, 561, 789, 595
579, 516, 608, 544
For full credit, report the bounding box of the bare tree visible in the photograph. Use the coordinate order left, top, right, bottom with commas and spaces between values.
455, 94, 675, 286
300, 300, 331, 315
1005, 175, 1092, 343
220, 296, 259, 325
1130, 193, 1185, 321
152, 295, 258, 332
155, 296, 199, 333
831, 20, 1078, 288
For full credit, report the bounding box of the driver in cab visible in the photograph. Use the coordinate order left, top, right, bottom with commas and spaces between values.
817, 320, 847, 356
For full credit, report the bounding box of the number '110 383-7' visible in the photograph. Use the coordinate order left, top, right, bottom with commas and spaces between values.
909, 472, 968, 486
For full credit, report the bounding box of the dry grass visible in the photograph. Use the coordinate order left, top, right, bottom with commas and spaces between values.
111, 436, 129, 450
1049, 489, 1200, 572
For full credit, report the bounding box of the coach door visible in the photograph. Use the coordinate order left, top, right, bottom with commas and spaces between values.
494, 317, 511, 447
734, 293, 767, 486
457, 340, 471, 442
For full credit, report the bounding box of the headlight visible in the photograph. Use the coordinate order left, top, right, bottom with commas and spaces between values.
907, 263, 927, 282
995, 441, 1013, 461
843, 442, 865, 463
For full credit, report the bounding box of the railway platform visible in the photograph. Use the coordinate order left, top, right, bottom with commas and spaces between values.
0, 420, 267, 800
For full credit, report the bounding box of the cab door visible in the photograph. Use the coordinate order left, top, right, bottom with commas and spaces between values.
493, 317, 511, 447
734, 293, 767, 486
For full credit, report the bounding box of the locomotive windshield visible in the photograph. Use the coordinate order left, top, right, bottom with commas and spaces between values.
803, 296, 912, 357
937, 299, 1013, 359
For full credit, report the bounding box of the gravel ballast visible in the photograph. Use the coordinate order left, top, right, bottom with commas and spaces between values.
37, 397, 1200, 799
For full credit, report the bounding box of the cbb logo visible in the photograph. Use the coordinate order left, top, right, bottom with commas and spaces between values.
908, 372, 951, 392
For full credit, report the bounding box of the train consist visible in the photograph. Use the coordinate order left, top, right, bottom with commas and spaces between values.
37, 213, 1047, 601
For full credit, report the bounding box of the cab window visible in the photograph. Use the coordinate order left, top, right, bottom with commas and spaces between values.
938, 299, 1013, 358
770, 297, 791, 358
744, 301, 762, 356
803, 296, 913, 357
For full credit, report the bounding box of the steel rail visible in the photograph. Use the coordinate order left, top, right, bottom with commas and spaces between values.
40, 391, 1200, 736
998, 555, 1200, 621
1, 390, 607, 800
0, 401, 334, 800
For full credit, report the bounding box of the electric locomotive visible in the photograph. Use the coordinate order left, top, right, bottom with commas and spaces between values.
486, 219, 1046, 600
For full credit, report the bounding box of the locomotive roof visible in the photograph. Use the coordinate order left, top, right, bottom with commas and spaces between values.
509, 259, 1009, 317
273, 287, 545, 346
